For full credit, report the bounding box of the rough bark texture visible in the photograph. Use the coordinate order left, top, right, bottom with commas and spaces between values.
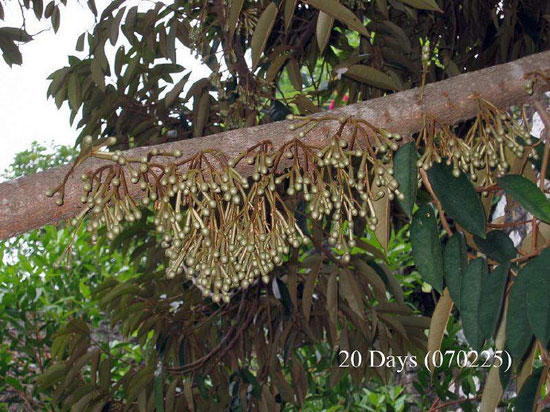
1, 51, 549, 240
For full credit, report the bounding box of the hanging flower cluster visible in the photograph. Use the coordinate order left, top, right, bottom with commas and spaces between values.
47, 100, 536, 302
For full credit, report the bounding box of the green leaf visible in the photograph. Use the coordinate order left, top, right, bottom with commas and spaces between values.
239, 369, 261, 399
401, 0, 442, 12
526, 248, 550, 347
109, 7, 125, 46
410, 204, 444, 292
164, 73, 190, 107
479, 262, 509, 339
443, 232, 467, 309
498, 175, 550, 223
393, 142, 418, 218
274, 277, 293, 318
90, 58, 105, 92
67, 73, 81, 110
506, 268, 534, 359
37, 363, 69, 388
0, 27, 33, 42
250, 2, 278, 69
474, 230, 517, 263
52, 6, 60, 33
460, 257, 486, 351
515, 367, 543, 412
75, 32, 85, 51
301, 256, 322, 322
154, 375, 165, 412
427, 162, 486, 238
344, 64, 399, 90
528, 136, 550, 177
306, 0, 368, 36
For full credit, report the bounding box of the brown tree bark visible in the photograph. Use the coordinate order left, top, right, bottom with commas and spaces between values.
0, 51, 549, 240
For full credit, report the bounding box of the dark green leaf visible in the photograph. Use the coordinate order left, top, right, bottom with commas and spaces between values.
52, 6, 60, 33
498, 175, 550, 223
0, 27, 33, 42
506, 268, 534, 359
427, 162, 486, 238
402, 0, 442, 11
68, 73, 81, 110
239, 369, 261, 399
154, 375, 165, 412
307, 0, 369, 36
344, 65, 399, 90
32, 0, 44, 19
393, 142, 418, 218
474, 230, 516, 263
443, 232, 467, 309
274, 277, 293, 318
75, 32, 85, 51
529, 136, 550, 177
479, 262, 509, 339
87, 0, 97, 16
460, 257, 486, 351
526, 248, 550, 346
410, 204, 444, 292
515, 367, 543, 412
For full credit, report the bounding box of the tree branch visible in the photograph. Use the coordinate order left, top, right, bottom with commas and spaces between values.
0, 51, 549, 239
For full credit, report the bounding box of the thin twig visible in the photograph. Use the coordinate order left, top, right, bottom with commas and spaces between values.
419, 168, 453, 236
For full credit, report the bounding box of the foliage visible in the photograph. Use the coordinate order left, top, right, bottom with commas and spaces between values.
1, 141, 76, 179
0, 147, 139, 410
2, 0, 550, 410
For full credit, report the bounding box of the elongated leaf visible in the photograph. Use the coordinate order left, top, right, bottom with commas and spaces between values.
410, 204, 444, 292
266, 53, 289, 83
287, 59, 302, 91
372, 195, 390, 253
327, 270, 339, 342
515, 367, 543, 412
90, 58, 105, 92
0, 27, 32, 42
75, 32, 85, 51
427, 288, 453, 372
460, 257, 486, 351
480, 304, 508, 412
474, 230, 516, 263
401, 0, 442, 11
274, 277, 294, 318
68, 73, 81, 111
306, 0, 368, 36
228, 0, 245, 39
393, 142, 418, 218
344, 64, 399, 90
498, 174, 550, 223
251, 3, 278, 69
479, 262, 509, 339
526, 248, 550, 346
427, 162, 486, 238
316, 11, 334, 53
165, 73, 190, 107
506, 269, 534, 359
154, 375, 165, 412
301, 256, 323, 322
284, 0, 297, 29
340, 268, 365, 319
443, 232, 467, 309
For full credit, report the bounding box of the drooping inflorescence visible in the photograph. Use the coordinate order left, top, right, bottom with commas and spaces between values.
47, 99, 536, 302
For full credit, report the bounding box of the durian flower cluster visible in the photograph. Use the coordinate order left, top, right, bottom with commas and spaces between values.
48, 101, 536, 302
